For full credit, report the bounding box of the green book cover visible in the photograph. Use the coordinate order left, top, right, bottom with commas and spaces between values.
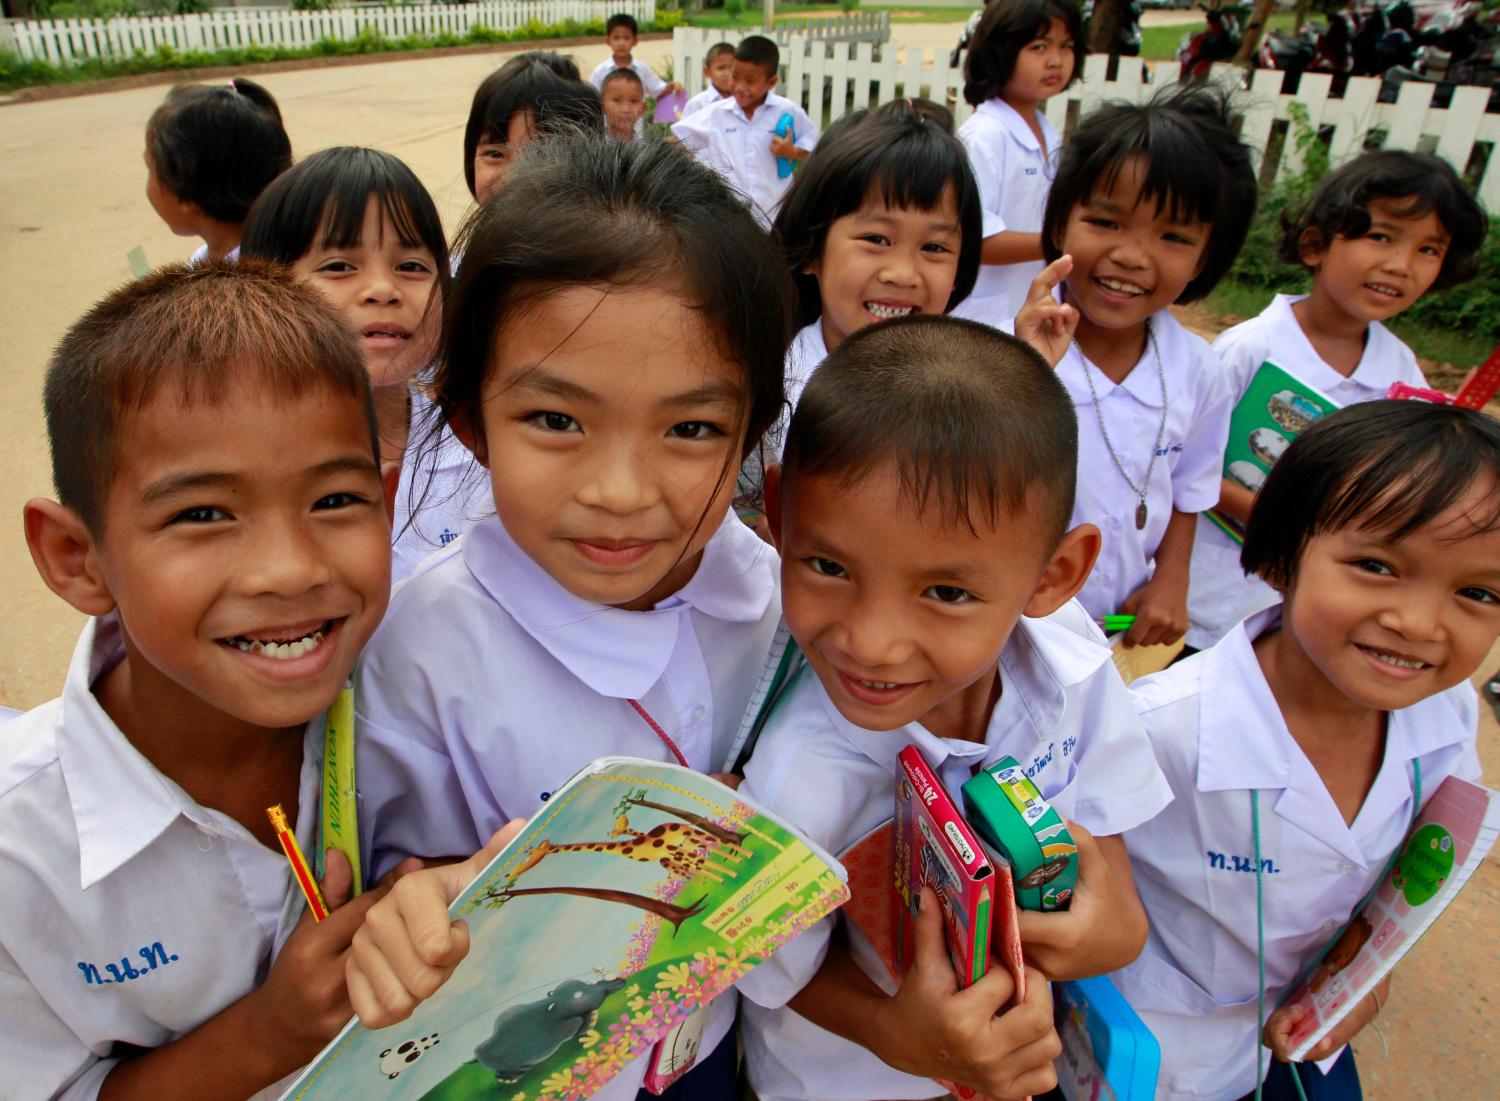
1206, 362, 1340, 544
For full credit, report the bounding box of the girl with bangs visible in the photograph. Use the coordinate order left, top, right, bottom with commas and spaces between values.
242, 147, 485, 581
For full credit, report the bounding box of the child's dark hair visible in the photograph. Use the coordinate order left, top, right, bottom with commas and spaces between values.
705, 41, 736, 64
602, 67, 644, 93
735, 35, 780, 77
1041, 86, 1257, 304
963, 0, 1084, 107
440, 136, 792, 462
145, 78, 292, 224
783, 315, 1078, 544
44, 259, 375, 536
606, 12, 639, 36
773, 99, 983, 328
463, 53, 602, 198
1278, 150, 1487, 289
1242, 401, 1500, 588
241, 146, 450, 287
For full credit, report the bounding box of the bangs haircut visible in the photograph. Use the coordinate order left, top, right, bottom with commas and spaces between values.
1242, 401, 1500, 589
734, 35, 780, 76
602, 67, 644, 92
1042, 85, 1257, 303
241, 146, 450, 282
963, 0, 1084, 107
462, 55, 602, 198
773, 99, 983, 328
782, 315, 1078, 543
439, 136, 792, 466
706, 42, 736, 62
1278, 150, 1487, 289
606, 12, 639, 35
44, 259, 375, 535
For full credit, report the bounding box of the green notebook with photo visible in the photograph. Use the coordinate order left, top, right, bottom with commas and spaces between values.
1206, 361, 1340, 544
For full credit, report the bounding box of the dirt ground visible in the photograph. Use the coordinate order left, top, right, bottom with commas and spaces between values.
1, 25, 1496, 1097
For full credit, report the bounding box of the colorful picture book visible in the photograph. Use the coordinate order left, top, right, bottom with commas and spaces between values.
1206, 362, 1339, 544
280, 757, 848, 1101
1280, 777, 1500, 1061
1054, 976, 1160, 1101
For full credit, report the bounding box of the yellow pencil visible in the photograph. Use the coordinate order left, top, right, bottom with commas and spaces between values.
267, 805, 328, 922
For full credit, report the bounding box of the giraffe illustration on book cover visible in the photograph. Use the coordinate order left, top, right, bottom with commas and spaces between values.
282, 758, 849, 1101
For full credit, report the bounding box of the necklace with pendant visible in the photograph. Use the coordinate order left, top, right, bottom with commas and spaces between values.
1075, 321, 1169, 531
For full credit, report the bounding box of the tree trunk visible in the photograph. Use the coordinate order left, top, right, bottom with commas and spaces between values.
622, 798, 748, 846
1088, 0, 1123, 55
1291, 0, 1312, 35
477, 886, 710, 931
1235, 0, 1278, 64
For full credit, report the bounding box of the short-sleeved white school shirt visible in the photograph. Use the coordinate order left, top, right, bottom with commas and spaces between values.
0, 616, 320, 1101
355, 508, 779, 1098
390, 389, 490, 583
588, 56, 666, 97
953, 98, 1060, 323
681, 86, 728, 117
670, 93, 818, 228
187, 243, 240, 266
736, 599, 1172, 1101
1184, 294, 1429, 649
1058, 309, 1233, 619
1115, 605, 1481, 1101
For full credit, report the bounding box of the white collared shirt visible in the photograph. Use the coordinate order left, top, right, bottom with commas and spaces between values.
681, 86, 728, 117
354, 508, 779, 1100
1115, 605, 1481, 1101
1185, 294, 1428, 648
953, 98, 1060, 323
1058, 309, 1233, 619
766, 320, 828, 457
0, 617, 320, 1101
736, 599, 1172, 1101
390, 389, 490, 583
588, 56, 666, 97
671, 93, 818, 228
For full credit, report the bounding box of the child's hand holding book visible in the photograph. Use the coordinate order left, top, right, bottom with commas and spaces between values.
1263, 976, 1390, 1065
346, 822, 527, 1029
1016, 825, 1149, 982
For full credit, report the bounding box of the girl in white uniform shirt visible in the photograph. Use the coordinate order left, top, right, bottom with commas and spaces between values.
953, 0, 1082, 322
1116, 401, 1500, 1101
766, 99, 985, 455
1184, 150, 1489, 655
345, 138, 794, 1101
240, 147, 484, 583
1030, 88, 1256, 648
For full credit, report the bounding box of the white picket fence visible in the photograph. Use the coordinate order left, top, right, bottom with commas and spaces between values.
2, 0, 656, 65
674, 28, 1500, 211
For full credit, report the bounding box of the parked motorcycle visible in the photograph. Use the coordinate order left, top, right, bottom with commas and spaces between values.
1178, 6, 1242, 81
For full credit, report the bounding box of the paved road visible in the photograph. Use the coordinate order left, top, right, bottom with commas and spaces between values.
0, 28, 1495, 1099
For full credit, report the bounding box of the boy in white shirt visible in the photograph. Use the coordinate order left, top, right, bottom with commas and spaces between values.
588, 12, 680, 98
738, 316, 1172, 1101
601, 67, 647, 141
681, 41, 735, 117
671, 35, 819, 228
0, 260, 399, 1100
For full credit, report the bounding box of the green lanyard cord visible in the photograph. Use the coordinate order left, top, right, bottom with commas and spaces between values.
1252, 759, 1422, 1101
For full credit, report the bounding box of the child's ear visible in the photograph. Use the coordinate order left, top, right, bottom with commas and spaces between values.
761, 463, 786, 553
24, 499, 117, 618
1023, 522, 1101, 619
447, 407, 490, 469
1296, 227, 1327, 270
767, 74, 779, 91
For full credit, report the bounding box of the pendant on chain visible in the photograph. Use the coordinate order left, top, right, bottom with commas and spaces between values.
1136, 501, 1148, 530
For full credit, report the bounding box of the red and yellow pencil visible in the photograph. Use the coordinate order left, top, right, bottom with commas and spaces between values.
267, 804, 328, 922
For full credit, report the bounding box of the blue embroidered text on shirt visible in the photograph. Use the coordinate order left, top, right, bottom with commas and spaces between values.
1060, 735, 1078, 758
1154, 443, 1186, 457
1024, 743, 1056, 778
1024, 167, 1039, 175
439, 528, 459, 547
77, 941, 179, 985
1206, 850, 1280, 874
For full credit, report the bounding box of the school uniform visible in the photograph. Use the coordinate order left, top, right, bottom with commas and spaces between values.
736, 599, 1172, 1101
354, 507, 781, 1101
952, 98, 1060, 323
1184, 294, 1429, 650
589, 56, 667, 97
766, 319, 828, 456
670, 94, 818, 228
681, 86, 728, 117
1115, 604, 1482, 1101
390, 389, 490, 584
187, 243, 239, 266
1057, 309, 1233, 620
0, 615, 320, 1101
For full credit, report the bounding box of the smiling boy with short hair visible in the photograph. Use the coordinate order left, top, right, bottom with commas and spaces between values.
1, 260, 395, 1099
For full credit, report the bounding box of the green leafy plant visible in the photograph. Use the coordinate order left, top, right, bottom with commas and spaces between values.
724, 0, 746, 20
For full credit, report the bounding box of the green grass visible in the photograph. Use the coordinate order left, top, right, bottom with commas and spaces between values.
1204, 280, 1494, 378
1141, 11, 1296, 63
